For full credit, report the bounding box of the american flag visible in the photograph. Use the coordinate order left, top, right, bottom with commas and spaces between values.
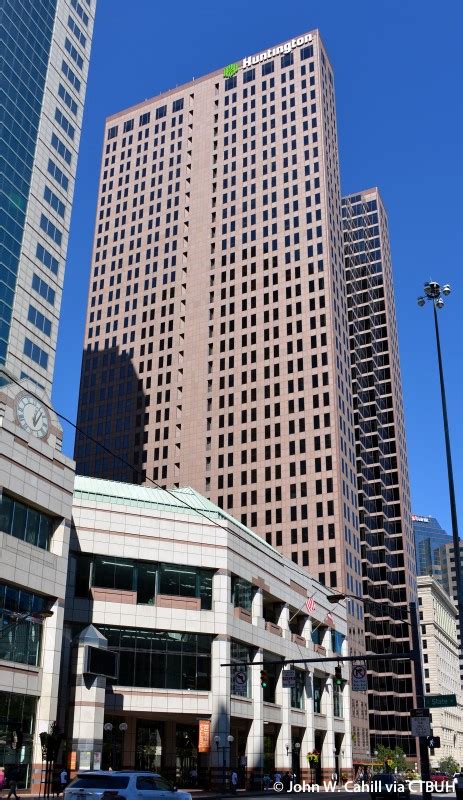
325, 611, 335, 627
306, 596, 316, 613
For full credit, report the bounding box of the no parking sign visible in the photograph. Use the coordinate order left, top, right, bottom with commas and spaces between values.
351, 663, 368, 691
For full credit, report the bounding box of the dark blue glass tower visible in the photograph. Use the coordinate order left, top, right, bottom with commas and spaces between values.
0, 0, 58, 363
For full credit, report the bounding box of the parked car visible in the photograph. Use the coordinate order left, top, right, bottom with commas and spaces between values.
430, 772, 451, 790
64, 772, 192, 800
369, 773, 411, 800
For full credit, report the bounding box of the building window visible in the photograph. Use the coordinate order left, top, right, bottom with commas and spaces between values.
333, 683, 343, 717
40, 214, 62, 246
172, 99, 184, 112
98, 626, 212, 691
23, 338, 48, 369
0, 582, 47, 667
82, 556, 213, 609
0, 493, 55, 550
27, 305, 52, 337
158, 564, 212, 610
330, 630, 344, 654
32, 274, 55, 306
93, 555, 134, 591
290, 669, 306, 709
313, 675, 324, 713
231, 576, 253, 611
0, 691, 37, 788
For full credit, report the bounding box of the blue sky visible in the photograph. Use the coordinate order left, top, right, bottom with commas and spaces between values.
53, 0, 463, 534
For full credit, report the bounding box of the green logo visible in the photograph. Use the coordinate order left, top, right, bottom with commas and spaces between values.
223, 62, 239, 78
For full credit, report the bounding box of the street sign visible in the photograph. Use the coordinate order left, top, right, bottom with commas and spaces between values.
410, 708, 431, 737
352, 663, 368, 692
424, 694, 457, 708
282, 669, 296, 688
233, 670, 247, 691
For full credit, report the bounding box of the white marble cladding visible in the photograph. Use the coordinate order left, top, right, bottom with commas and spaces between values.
66, 481, 352, 774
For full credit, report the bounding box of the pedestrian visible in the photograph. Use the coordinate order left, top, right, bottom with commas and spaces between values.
331, 771, 338, 784
274, 771, 282, 785
263, 774, 271, 792
60, 768, 68, 795
189, 768, 197, 788
230, 770, 238, 794
7, 767, 20, 800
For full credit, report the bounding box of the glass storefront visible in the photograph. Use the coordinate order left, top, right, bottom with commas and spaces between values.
0, 691, 37, 789
136, 720, 163, 771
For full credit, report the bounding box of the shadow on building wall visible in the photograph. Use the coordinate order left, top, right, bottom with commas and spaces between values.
74, 346, 146, 483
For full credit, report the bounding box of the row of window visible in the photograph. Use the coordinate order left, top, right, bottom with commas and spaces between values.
75, 554, 213, 609
108, 100, 185, 141
0, 493, 55, 550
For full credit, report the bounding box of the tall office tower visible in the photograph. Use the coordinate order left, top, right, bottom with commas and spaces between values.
343, 189, 417, 755
1, 0, 96, 393
413, 514, 452, 592
75, 30, 369, 766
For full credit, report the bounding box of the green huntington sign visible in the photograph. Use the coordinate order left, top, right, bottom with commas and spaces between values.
223, 63, 239, 78
424, 694, 457, 708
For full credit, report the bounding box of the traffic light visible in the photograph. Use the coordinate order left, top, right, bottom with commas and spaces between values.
260, 670, 268, 688
334, 666, 343, 685
427, 736, 441, 750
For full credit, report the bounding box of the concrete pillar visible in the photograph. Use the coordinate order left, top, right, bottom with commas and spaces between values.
252, 587, 263, 626
163, 720, 177, 776
323, 677, 336, 776
68, 625, 107, 773
275, 649, 291, 771
211, 636, 231, 785
247, 649, 264, 772
32, 600, 64, 770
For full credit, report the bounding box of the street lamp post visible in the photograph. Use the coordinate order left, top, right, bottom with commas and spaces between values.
214, 734, 234, 792
326, 593, 432, 800
417, 281, 463, 672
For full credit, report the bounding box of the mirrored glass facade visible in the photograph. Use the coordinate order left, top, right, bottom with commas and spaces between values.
1, 0, 96, 391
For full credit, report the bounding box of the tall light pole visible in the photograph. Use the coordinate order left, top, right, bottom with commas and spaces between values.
417, 281, 463, 676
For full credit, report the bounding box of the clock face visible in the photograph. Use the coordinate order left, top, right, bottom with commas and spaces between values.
16, 394, 50, 439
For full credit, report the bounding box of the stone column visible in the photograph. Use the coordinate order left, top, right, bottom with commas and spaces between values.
68, 625, 108, 773
252, 587, 263, 627
247, 648, 264, 777
301, 671, 314, 780
323, 676, 336, 779
275, 609, 292, 772
211, 636, 231, 788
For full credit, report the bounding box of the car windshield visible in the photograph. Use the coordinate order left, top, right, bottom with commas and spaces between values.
67, 777, 130, 789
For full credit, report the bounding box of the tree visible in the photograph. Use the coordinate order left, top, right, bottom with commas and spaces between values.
438, 756, 459, 776
375, 746, 408, 774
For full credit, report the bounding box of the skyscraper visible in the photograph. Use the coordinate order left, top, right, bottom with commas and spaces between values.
1, 0, 97, 393
413, 514, 452, 591
75, 30, 369, 763
343, 189, 417, 754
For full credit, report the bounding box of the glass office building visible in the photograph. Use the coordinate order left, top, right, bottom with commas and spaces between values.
1, 0, 96, 393
413, 514, 451, 591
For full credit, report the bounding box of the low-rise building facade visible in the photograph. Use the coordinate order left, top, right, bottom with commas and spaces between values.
417, 575, 463, 768
0, 370, 75, 790
63, 476, 353, 787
